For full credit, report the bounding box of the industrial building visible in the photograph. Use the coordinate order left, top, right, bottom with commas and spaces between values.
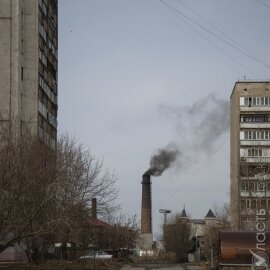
0, 0, 58, 148
230, 81, 270, 230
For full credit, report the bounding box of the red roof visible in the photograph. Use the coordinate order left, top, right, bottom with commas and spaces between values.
89, 218, 112, 227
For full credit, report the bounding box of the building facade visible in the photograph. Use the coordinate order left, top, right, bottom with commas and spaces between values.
230, 81, 270, 230
0, 0, 57, 148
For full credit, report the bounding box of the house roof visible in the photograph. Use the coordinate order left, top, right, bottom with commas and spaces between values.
180, 208, 188, 218
89, 218, 112, 227
205, 209, 216, 219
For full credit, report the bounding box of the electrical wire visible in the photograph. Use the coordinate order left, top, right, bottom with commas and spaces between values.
252, 0, 270, 9
176, 0, 270, 69
147, 0, 248, 77
160, 0, 270, 69
158, 0, 262, 79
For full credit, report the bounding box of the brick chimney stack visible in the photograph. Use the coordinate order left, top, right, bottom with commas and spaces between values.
141, 174, 153, 250
91, 198, 97, 219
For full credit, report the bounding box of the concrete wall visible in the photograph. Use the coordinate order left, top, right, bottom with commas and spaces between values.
0, 0, 38, 137
21, 0, 39, 136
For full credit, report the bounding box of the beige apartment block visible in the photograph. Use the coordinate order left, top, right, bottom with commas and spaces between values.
230, 81, 270, 230
0, 0, 57, 148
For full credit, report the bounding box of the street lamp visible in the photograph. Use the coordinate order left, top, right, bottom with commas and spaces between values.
159, 209, 171, 225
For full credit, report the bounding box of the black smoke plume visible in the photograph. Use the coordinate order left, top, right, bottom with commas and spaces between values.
144, 147, 180, 176
144, 93, 229, 176
160, 93, 229, 152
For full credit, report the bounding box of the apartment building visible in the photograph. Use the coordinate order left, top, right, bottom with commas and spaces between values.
230, 81, 270, 230
0, 0, 57, 148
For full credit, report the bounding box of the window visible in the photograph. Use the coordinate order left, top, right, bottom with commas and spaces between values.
247, 149, 263, 157
251, 200, 257, 209
249, 182, 255, 191
257, 182, 265, 191
241, 96, 270, 107
261, 199, 266, 209
241, 200, 245, 209
241, 114, 267, 123
247, 199, 251, 208
241, 181, 248, 191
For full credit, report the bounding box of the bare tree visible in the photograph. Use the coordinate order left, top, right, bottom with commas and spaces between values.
54, 135, 119, 249
109, 213, 140, 250
0, 131, 119, 260
0, 129, 58, 257
163, 213, 191, 262
203, 203, 231, 266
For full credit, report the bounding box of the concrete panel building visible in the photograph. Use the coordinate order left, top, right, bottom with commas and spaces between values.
0, 0, 57, 148
230, 81, 270, 230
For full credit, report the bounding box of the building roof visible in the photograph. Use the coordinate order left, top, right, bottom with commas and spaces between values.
230, 81, 270, 99
89, 218, 112, 227
180, 208, 188, 218
205, 209, 216, 219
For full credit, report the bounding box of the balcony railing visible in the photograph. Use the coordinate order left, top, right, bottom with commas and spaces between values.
240, 123, 270, 128
240, 140, 270, 146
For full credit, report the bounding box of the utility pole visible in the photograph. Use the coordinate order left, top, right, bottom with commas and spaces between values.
210, 235, 214, 269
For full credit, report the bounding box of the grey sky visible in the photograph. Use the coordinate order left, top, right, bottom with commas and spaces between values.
58, 0, 270, 235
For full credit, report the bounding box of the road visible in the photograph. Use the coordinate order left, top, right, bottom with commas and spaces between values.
121, 263, 206, 270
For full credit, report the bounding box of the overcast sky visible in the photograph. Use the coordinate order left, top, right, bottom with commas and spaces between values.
58, 0, 270, 236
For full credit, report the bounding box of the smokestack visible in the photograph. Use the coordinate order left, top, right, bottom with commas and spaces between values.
141, 174, 153, 250
141, 174, 152, 233
91, 198, 97, 220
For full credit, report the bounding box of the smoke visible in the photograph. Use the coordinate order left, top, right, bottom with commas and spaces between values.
145, 146, 180, 176
144, 93, 229, 176
160, 93, 229, 152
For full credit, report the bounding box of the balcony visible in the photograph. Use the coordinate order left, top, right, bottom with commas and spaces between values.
240, 191, 270, 197
240, 140, 270, 146
240, 107, 270, 112
240, 157, 270, 163
240, 123, 270, 129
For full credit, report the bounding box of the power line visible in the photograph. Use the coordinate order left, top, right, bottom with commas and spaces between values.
252, 0, 270, 8
158, 0, 262, 79
176, 0, 270, 69
160, 0, 270, 69
147, 0, 248, 76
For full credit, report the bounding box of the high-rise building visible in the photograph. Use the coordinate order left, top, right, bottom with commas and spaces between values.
230, 81, 270, 230
0, 0, 58, 149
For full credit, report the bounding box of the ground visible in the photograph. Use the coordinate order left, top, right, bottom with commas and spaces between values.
121, 263, 206, 270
